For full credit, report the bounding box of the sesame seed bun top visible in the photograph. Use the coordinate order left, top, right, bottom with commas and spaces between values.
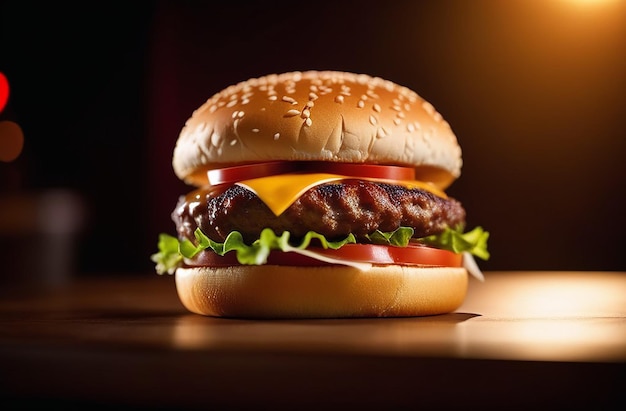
172, 71, 462, 189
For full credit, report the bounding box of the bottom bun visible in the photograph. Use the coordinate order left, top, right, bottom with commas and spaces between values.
175, 265, 468, 318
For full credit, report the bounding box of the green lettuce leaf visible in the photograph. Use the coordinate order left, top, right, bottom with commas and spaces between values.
151, 233, 184, 275
418, 226, 490, 260
152, 225, 490, 275
151, 228, 356, 275
366, 227, 414, 246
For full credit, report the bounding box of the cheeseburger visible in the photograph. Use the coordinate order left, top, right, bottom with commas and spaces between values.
152, 71, 489, 318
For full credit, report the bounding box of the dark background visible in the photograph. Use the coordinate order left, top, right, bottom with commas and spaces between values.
1, 0, 625, 282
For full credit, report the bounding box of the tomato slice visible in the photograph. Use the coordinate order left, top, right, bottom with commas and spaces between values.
312, 243, 462, 267
185, 243, 462, 268
207, 162, 290, 185
207, 161, 415, 186
301, 162, 415, 181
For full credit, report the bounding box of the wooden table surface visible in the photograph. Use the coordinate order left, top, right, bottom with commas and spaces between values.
1, 271, 624, 410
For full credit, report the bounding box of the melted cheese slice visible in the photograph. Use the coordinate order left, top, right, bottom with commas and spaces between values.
237, 173, 447, 216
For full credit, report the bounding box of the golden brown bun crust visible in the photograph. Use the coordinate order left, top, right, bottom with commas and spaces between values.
175, 265, 468, 318
173, 71, 462, 188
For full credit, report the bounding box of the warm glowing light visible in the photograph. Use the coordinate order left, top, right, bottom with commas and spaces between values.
0, 121, 24, 162
458, 272, 626, 361
560, 0, 621, 6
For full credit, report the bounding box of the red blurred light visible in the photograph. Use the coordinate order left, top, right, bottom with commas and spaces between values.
0, 72, 9, 113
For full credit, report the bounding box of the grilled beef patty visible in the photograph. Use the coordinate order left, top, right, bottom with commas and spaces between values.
173, 180, 466, 244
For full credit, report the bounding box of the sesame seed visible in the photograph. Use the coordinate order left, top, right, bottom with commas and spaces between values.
360, 94, 368, 101
196, 122, 207, 133
226, 99, 238, 108
237, 111, 245, 118
274, 133, 280, 140
377, 127, 388, 138
305, 101, 315, 108
369, 115, 378, 125
252, 128, 260, 133
366, 90, 379, 99
282, 96, 297, 104
231, 111, 239, 119
285, 109, 301, 117
393, 118, 401, 126
301, 109, 311, 118
309, 92, 319, 100
334, 95, 344, 104
397, 111, 405, 118
268, 95, 278, 101
392, 105, 402, 112
230, 139, 238, 146
421, 101, 435, 114
407, 123, 415, 132
357, 100, 365, 108
373, 103, 381, 113
305, 118, 312, 127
